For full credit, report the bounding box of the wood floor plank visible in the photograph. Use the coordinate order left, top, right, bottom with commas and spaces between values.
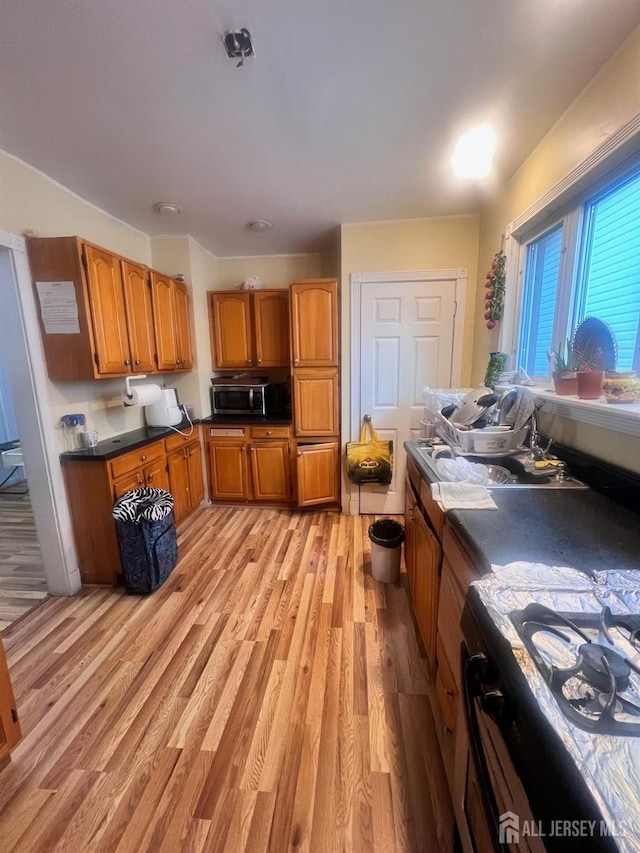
0, 506, 454, 852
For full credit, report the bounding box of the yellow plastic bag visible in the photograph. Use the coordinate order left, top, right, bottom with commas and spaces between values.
346, 416, 393, 485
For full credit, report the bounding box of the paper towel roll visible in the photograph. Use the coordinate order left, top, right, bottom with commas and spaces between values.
122, 383, 163, 407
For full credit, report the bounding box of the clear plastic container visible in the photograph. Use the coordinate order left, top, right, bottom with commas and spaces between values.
61, 413, 87, 451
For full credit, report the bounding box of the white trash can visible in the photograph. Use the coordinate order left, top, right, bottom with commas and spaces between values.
368, 518, 405, 583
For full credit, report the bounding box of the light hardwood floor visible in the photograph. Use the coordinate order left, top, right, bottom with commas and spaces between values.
0, 506, 454, 852
0, 491, 48, 632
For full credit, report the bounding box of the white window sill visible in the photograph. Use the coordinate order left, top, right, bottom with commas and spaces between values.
507, 383, 640, 438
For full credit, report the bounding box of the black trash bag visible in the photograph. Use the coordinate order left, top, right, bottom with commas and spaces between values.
112, 488, 178, 594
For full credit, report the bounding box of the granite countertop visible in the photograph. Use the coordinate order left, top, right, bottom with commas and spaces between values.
405, 440, 640, 577
202, 415, 293, 427
60, 420, 201, 462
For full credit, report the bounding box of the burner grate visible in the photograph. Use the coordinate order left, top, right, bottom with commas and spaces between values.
512, 603, 640, 735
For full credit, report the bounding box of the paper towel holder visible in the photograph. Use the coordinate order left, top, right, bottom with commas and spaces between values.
123, 374, 149, 406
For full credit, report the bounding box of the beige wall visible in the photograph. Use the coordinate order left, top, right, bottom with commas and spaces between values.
474, 26, 640, 471
340, 213, 481, 404
215, 254, 336, 290
0, 151, 151, 264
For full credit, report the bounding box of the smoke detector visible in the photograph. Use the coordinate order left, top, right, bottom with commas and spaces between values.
223, 29, 254, 66
248, 219, 272, 232
153, 202, 183, 215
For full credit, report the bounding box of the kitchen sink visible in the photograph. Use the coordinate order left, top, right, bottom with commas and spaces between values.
415, 445, 588, 489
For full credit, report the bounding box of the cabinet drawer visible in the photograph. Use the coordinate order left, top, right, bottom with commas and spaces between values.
109, 441, 164, 480
165, 427, 200, 453
208, 427, 246, 438
251, 425, 291, 439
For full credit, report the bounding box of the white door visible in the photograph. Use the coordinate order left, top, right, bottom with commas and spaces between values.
358, 278, 456, 514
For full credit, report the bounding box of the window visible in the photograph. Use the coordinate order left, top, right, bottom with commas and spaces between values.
516, 164, 640, 376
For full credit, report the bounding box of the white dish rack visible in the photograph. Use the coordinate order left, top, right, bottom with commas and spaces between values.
435, 411, 529, 454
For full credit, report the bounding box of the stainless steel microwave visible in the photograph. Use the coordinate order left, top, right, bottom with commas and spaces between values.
211, 383, 269, 416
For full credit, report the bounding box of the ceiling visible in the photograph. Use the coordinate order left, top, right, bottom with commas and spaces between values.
2, 1, 640, 257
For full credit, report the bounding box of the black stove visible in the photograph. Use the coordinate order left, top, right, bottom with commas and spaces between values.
512, 603, 640, 736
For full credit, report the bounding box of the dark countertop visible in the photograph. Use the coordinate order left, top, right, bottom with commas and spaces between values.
60, 420, 201, 462
202, 415, 293, 427
405, 441, 640, 577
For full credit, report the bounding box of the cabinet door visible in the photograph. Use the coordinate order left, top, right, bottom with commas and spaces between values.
144, 456, 169, 493
113, 468, 145, 498
290, 280, 338, 367
413, 510, 442, 676
167, 449, 191, 522
210, 292, 253, 368
121, 260, 156, 373
84, 244, 131, 374
208, 440, 250, 500
253, 290, 289, 367
296, 442, 339, 506
250, 440, 291, 501
174, 281, 193, 369
150, 272, 179, 371
186, 439, 205, 508
0, 638, 21, 761
404, 474, 417, 596
293, 370, 339, 436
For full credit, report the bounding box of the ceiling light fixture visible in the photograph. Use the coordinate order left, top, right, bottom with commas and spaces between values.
153, 202, 184, 215
248, 219, 272, 232
451, 124, 496, 179
223, 29, 254, 67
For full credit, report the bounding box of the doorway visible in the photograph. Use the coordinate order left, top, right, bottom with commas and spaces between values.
0, 231, 80, 613
350, 269, 467, 515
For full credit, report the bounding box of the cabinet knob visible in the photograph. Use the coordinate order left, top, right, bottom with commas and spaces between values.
294, 357, 299, 365
141, 455, 147, 461
444, 726, 453, 735
147, 474, 153, 482
445, 689, 455, 697
246, 359, 251, 364
257, 358, 262, 364
266, 430, 272, 436
135, 359, 141, 366
124, 359, 131, 366
297, 450, 302, 457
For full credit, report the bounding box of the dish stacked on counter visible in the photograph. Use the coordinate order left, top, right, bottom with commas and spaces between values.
435, 386, 532, 457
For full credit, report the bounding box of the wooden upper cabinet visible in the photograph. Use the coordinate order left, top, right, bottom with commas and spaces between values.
27, 236, 192, 379
209, 290, 289, 369
150, 272, 179, 371
290, 279, 338, 367
253, 291, 289, 367
121, 260, 155, 373
209, 292, 253, 368
174, 281, 193, 369
84, 245, 132, 374
293, 370, 339, 436
0, 638, 21, 762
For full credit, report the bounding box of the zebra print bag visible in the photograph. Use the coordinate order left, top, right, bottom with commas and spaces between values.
113, 488, 178, 594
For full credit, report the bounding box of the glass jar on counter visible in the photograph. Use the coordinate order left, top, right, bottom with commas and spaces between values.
60, 413, 87, 451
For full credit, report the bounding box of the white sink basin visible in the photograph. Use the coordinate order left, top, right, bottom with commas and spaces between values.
2, 447, 24, 469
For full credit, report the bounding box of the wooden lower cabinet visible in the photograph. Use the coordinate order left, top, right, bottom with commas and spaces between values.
166, 434, 205, 522
412, 509, 442, 676
207, 425, 339, 507
208, 440, 251, 501
62, 428, 203, 584
207, 426, 292, 504
0, 638, 21, 764
296, 442, 340, 506
250, 441, 291, 501
404, 473, 418, 594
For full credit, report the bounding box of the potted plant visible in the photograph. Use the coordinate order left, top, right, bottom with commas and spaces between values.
549, 339, 578, 396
